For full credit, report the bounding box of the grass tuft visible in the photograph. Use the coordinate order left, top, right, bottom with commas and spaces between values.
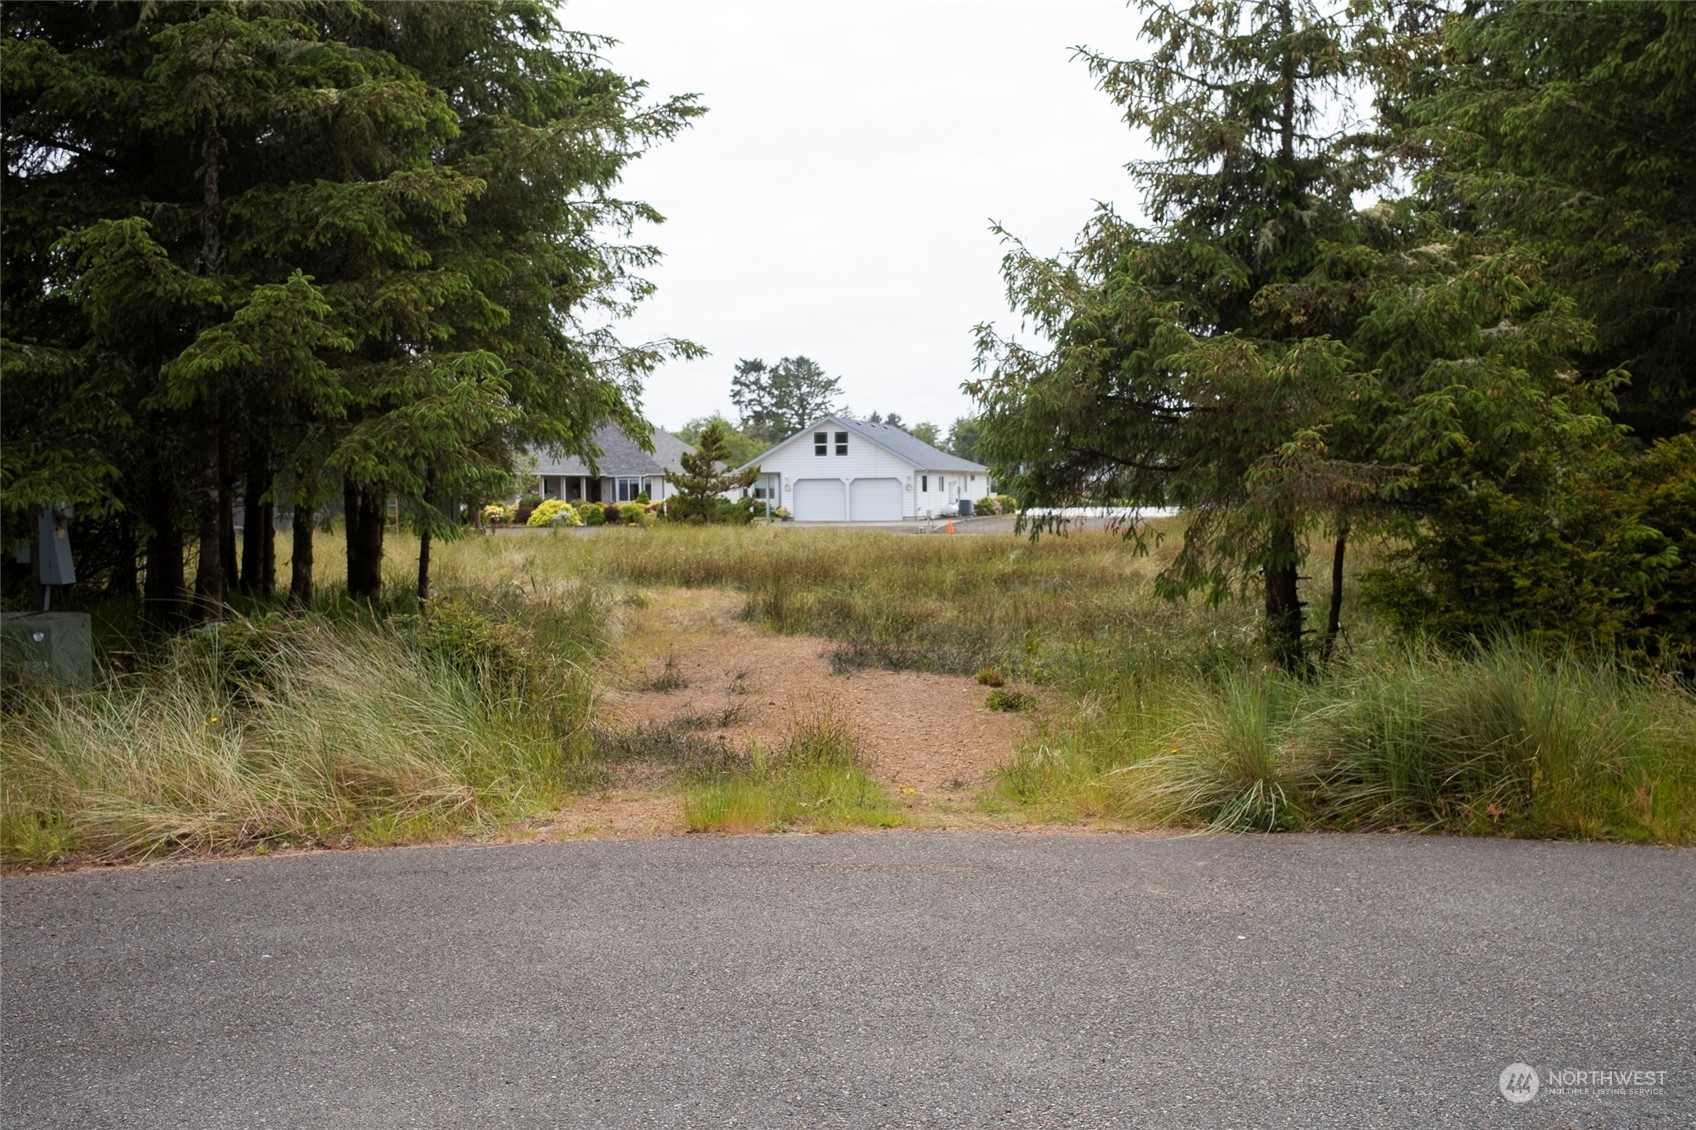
683, 711, 901, 833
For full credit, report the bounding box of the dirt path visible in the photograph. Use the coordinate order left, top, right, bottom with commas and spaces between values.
542, 588, 1038, 838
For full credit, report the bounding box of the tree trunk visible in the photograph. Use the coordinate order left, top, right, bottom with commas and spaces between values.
1321, 523, 1348, 664
416, 467, 437, 604
111, 510, 140, 603
241, 442, 274, 596
192, 433, 225, 619
345, 480, 386, 601
416, 523, 433, 604
144, 468, 186, 625
1263, 517, 1305, 674
191, 114, 227, 621
289, 503, 314, 608
219, 425, 239, 594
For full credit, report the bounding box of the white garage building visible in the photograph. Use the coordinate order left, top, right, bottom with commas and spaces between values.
738, 416, 994, 522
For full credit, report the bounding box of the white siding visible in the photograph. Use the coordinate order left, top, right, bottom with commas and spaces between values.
747, 418, 995, 520
755, 427, 921, 518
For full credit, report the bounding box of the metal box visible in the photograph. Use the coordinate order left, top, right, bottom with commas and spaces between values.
0, 612, 93, 690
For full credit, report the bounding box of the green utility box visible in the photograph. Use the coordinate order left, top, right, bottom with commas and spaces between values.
1, 611, 93, 690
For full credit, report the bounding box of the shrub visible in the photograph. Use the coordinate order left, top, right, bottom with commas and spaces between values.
527, 499, 581, 527
403, 598, 539, 694
975, 665, 1006, 686
714, 497, 759, 525
772, 506, 791, 520
481, 503, 511, 526
580, 501, 606, 527
514, 506, 535, 526
518, 493, 543, 509
619, 502, 647, 525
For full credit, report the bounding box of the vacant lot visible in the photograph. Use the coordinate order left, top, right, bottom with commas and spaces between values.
4, 520, 1693, 864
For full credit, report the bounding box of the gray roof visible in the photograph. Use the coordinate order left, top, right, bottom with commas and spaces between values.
742, 415, 987, 473
529, 423, 694, 478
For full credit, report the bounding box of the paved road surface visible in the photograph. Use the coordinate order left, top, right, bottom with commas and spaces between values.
4, 832, 1691, 1128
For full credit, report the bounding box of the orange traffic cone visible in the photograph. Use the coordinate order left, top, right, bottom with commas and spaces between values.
947, 521, 955, 534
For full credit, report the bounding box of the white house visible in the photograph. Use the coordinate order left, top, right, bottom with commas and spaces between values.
738, 416, 994, 521
528, 423, 693, 505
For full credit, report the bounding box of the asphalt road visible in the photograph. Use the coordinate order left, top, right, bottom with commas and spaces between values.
3, 832, 1691, 1129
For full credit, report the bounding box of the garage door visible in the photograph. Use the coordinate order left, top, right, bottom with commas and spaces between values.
849, 478, 903, 522
791, 478, 846, 521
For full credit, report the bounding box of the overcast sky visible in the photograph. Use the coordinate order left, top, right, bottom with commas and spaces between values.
562, 0, 1154, 435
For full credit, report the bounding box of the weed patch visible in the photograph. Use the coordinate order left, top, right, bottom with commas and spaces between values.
985, 689, 1038, 713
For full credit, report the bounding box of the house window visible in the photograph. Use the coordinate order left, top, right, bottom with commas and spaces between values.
921, 475, 929, 493
616, 477, 644, 502
835, 431, 848, 455
814, 432, 828, 456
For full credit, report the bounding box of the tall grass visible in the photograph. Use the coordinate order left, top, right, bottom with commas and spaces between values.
1, 595, 604, 863
428, 521, 1261, 682
1000, 640, 1696, 842
437, 525, 1695, 844
10, 522, 1689, 857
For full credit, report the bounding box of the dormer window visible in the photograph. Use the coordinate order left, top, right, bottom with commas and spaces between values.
814, 432, 828, 456
835, 431, 848, 455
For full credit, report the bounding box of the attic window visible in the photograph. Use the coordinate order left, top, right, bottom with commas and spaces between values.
835, 431, 848, 455
814, 432, 828, 456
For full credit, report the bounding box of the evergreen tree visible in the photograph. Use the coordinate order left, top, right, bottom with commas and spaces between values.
730, 355, 841, 442
667, 421, 757, 523
1406, 0, 1696, 442
677, 414, 765, 468
971, 0, 1380, 670
1, 1, 701, 612
969, 0, 1655, 666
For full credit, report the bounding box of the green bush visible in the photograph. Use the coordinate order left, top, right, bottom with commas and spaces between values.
619, 502, 647, 525
580, 501, 606, 527
403, 598, 540, 695
713, 497, 759, 525
1625, 433, 1696, 669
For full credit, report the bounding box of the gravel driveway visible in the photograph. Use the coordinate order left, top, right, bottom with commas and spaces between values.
4, 831, 1691, 1128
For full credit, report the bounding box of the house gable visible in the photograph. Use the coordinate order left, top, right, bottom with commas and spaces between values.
741, 416, 991, 521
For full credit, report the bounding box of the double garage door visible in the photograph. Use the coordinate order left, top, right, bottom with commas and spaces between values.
790, 478, 904, 522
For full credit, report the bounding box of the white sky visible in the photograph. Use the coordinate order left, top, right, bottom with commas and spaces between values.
562, 0, 1153, 434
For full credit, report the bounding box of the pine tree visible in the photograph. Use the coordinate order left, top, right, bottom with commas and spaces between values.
667, 421, 757, 523
2, 1, 702, 611
971, 0, 1377, 671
